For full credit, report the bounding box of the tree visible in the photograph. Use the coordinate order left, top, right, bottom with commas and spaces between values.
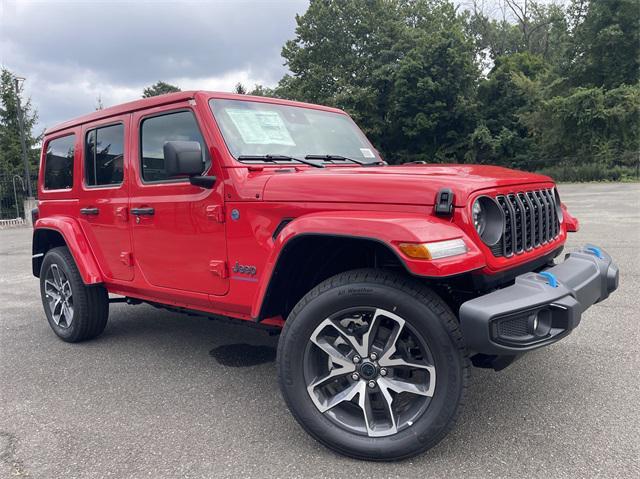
95, 94, 104, 110
248, 84, 276, 97
234, 82, 247, 94
561, 0, 640, 90
142, 81, 181, 98
0, 68, 40, 176
276, 0, 478, 162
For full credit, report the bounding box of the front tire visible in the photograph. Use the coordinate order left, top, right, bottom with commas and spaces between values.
40, 246, 109, 342
277, 269, 469, 461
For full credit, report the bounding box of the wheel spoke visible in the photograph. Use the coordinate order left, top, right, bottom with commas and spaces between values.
357, 383, 393, 437
360, 308, 386, 357
61, 303, 73, 326
307, 363, 356, 393
45, 279, 60, 293
45, 288, 61, 303
379, 356, 435, 372
378, 375, 435, 397
377, 310, 406, 363
51, 298, 62, 325
51, 264, 63, 289
310, 335, 353, 370
61, 281, 72, 300
311, 318, 361, 364
315, 380, 363, 413
376, 379, 398, 435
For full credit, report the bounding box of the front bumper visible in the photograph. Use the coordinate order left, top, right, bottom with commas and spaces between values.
459, 245, 619, 355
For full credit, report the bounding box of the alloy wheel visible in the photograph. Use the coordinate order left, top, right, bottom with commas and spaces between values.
44, 263, 74, 328
304, 307, 436, 437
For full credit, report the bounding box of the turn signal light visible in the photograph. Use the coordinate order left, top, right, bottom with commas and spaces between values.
398, 239, 468, 260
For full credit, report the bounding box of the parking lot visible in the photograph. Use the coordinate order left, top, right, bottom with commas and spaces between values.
1, 183, 638, 478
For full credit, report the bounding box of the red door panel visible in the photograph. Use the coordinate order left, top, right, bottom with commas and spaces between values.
78, 117, 133, 281
129, 104, 228, 296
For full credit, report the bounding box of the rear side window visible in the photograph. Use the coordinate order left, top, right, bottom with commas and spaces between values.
85, 124, 124, 187
140, 110, 208, 182
44, 134, 75, 190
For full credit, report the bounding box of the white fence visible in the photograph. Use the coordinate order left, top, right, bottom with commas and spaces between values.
0, 217, 26, 229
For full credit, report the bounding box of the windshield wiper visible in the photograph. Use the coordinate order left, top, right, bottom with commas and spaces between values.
238, 154, 324, 168
305, 154, 384, 166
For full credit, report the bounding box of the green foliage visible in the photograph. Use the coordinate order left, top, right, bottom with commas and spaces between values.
522, 84, 640, 178
276, 0, 478, 163
142, 81, 181, 98
234, 82, 247, 94
561, 0, 640, 90
270, 0, 639, 179
0, 68, 40, 176
248, 84, 277, 97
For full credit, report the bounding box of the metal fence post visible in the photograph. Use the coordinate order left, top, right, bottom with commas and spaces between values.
12, 175, 25, 219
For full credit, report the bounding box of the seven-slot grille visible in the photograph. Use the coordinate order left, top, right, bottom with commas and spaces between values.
490, 188, 560, 257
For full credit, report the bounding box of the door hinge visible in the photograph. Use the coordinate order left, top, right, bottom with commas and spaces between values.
209, 260, 228, 278
116, 206, 128, 221
120, 252, 133, 266
206, 205, 225, 223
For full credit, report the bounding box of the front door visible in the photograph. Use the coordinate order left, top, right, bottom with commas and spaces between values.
129, 104, 228, 296
78, 116, 134, 281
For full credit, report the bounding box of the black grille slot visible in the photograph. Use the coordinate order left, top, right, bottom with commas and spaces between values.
493, 188, 560, 257
496, 315, 530, 338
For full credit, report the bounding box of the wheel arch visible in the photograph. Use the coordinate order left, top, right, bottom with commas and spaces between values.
33, 218, 103, 284
256, 233, 409, 322
252, 210, 485, 322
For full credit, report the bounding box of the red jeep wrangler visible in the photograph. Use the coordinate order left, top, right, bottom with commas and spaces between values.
33, 91, 618, 460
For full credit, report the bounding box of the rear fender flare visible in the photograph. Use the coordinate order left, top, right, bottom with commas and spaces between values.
33, 217, 103, 284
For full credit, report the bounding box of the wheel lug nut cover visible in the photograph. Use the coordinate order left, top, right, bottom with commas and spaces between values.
368, 380, 376, 388
351, 373, 359, 381
353, 355, 361, 363
380, 368, 387, 376
370, 353, 378, 361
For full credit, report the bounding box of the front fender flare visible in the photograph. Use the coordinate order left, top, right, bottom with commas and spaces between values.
34, 216, 103, 284
251, 210, 485, 318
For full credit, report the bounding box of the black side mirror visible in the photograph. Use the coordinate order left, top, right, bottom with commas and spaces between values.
163, 140, 204, 177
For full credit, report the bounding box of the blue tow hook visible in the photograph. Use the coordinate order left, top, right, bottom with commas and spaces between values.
539, 271, 559, 288
585, 246, 603, 259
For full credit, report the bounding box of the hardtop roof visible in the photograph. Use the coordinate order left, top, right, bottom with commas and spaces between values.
44, 91, 345, 135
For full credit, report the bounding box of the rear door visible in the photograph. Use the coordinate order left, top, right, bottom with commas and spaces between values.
128, 103, 228, 295
78, 116, 134, 281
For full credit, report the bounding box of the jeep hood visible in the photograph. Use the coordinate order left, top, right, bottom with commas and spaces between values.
261, 164, 553, 207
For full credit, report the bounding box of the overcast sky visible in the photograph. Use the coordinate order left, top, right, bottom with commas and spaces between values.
1, 0, 309, 133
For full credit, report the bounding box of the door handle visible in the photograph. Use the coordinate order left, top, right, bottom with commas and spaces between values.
130, 207, 155, 216
80, 207, 99, 215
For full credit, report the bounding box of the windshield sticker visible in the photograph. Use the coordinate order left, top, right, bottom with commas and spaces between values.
360, 148, 375, 158
226, 109, 295, 146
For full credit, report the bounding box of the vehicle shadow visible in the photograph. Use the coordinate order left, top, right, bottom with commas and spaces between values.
91, 303, 599, 467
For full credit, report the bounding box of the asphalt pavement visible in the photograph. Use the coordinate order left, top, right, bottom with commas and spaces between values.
1, 183, 639, 478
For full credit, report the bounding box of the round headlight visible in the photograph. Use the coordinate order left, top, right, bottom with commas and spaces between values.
472, 196, 504, 246
553, 187, 563, 223
472, 200, 485, 236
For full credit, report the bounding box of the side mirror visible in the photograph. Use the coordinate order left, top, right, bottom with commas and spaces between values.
163, 141, 204, 177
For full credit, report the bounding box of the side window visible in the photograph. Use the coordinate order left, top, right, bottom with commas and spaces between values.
140, 110, 209, 182
85, 124, 124, 187
44, 134, 75, 190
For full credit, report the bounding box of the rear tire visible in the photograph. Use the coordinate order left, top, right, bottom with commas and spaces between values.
40, 246, 109, 342
277, 269, 469, 461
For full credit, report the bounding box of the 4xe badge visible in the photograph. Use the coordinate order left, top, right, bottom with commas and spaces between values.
232, 261, 257, 276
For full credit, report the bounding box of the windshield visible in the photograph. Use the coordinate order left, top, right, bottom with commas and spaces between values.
209, 99, 382, 165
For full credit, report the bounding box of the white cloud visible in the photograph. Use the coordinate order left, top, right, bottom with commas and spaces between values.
1, 0, 308, 131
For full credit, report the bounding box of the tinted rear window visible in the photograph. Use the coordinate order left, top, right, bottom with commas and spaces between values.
85, 124, 124, 187
44, 134, 75, 190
